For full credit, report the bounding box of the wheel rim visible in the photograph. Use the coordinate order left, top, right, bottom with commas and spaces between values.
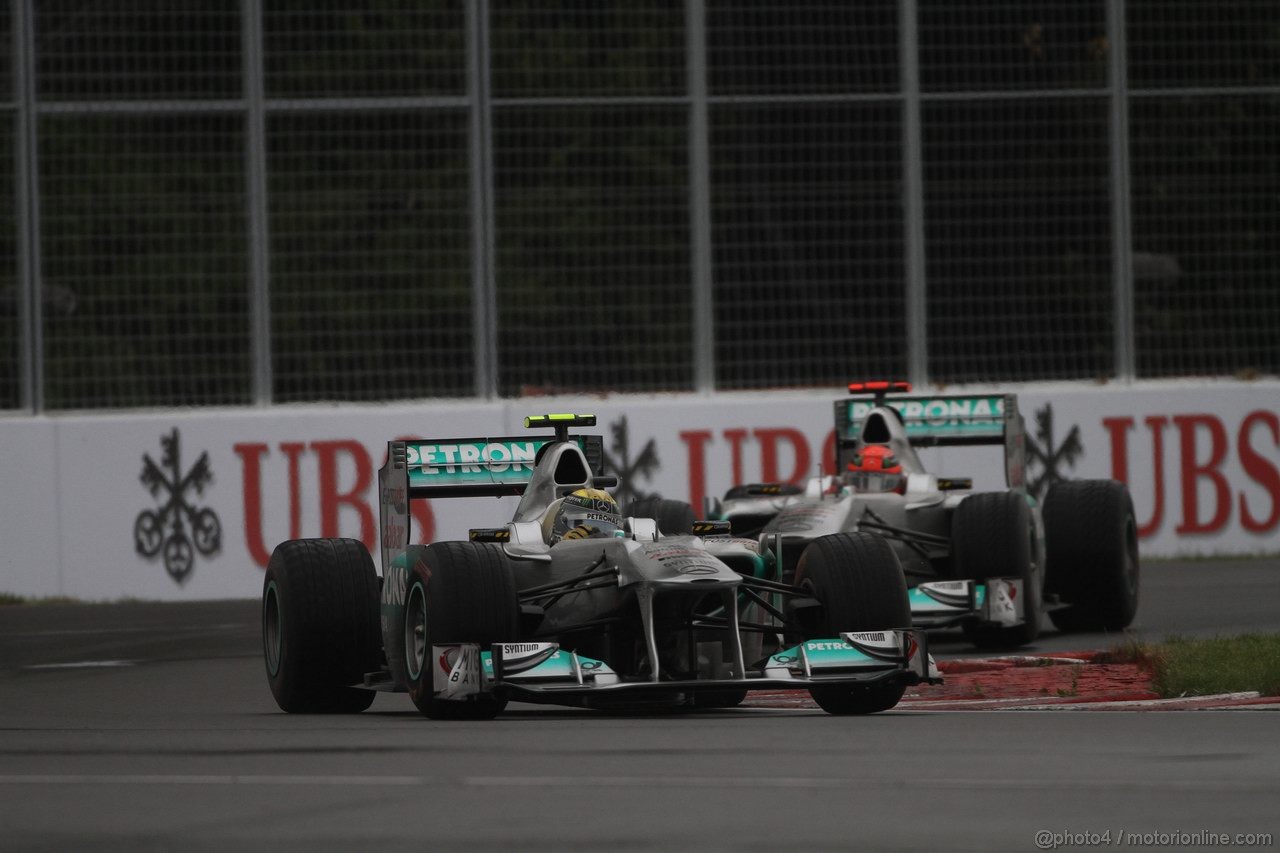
405, 582, 428, 682
263, 581, 282, 677
1026, 526, 1042, 621
1122, 516, 1139, 597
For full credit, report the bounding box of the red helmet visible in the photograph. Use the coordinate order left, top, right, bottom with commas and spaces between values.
847, 445, 901, 474
846, 445, 905, 493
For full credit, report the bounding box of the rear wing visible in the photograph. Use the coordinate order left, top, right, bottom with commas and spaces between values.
383, 434, 604, 501
377, 431, 606, 581
834, 393, 1026, 489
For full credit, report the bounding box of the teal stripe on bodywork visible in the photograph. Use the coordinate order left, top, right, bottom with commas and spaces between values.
769, 640, 879, 669
908, 585, 985, 610
481, 650, 613, 680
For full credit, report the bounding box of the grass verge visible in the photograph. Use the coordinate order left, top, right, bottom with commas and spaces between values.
0, 592, 87, 607
1105, 634, 1280, 698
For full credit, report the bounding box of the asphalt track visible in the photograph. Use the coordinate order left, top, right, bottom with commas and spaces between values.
1, 559, 1277, 852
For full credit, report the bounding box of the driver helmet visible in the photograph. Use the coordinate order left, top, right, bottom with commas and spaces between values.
845, 444, 905, 493
543, 488, 622, 544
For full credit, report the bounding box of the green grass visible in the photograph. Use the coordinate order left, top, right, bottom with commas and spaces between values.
1106, 634, 1280, 698
0, 592, 88, 607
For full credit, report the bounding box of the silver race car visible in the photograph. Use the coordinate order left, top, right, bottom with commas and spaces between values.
706, 382, 1140, 649
262, 414, 940, 719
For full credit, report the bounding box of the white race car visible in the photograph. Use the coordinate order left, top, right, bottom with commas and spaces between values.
707, 382, 1140, 649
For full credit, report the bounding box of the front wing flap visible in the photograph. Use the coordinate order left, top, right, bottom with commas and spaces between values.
430, 630, 940, 705
909, 578, 1023, 629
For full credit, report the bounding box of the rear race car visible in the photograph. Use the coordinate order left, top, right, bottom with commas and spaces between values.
261, 414, 940, 719
705, 382, 1139, 649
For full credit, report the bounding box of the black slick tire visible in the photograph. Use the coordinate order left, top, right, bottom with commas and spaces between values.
792, 532, 911, 715
262, 538, 381, 713
953, 492, 1042, 649
404, 542, 520, 720
1043, 479, 1140, 631
629, 497, 696, 536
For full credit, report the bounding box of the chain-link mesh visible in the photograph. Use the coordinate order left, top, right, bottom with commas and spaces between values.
2, 4, 15, 409
264, 4, 472, 403
0, 3, 10, 98
494, 106, 693, 395
919, 1, 1108, 92
707, 2, 899, 95
491, 1, 685, 98
491, 2, 692, 396
1128, 0, 1280, 90
31, 5, 249, 410
921, 1, 1112, 384
35, 2, 241, 102
1, 110, 17, 410
924, 97, 1113, 384
269, 110, 474, 402
1127, 1, 1280, 379
39, 114, 250, 409
263, 2, 467, 99
3, 1, 1278, 411
709, 2, 904, 390
1130, 95, 1280, 379
711, 102, 905, 389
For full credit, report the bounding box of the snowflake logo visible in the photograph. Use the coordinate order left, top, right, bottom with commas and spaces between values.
601, 416, 661, 506
135, 429, 222, 585
1025, 404, 1083, 499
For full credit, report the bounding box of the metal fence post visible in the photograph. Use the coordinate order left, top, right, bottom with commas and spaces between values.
1108, 0, 1135, 381
14, 0, 44, 412
468, 0, 498, 399
899, 0, 928, 387
242, 0, 272, 405
687, 0, 715, 393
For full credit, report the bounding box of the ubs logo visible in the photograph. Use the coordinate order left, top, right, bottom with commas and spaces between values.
135, 429, 222, 585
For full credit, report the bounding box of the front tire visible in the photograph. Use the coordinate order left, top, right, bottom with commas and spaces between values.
262, 538, 381, 713
404, 542, 520, 720
953, 492, 1042, 649
792, 532, 911, 715
1044, 480, 1139, 631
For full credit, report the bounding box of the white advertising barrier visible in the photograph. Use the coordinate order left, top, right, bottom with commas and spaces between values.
42, 401, 503, 601
0, 380, 1276, 600
0, 418, 58, 597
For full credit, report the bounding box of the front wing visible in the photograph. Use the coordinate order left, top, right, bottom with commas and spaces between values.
431, 630, 941, 707
909, 578, 1023, 629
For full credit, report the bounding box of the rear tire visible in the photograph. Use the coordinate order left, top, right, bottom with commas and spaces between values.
792, 533, 911, 715
1044, 480, 1140, 631
629, 497, 695, 536
262, 538, 381, 713
404, 542, 520, 720
953, 493, 1042, 649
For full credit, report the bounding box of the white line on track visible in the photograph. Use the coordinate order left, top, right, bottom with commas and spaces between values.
0, 774, 422, 786
976, 692, 1262, 711
0, 774, 1271, 793
465, 776, 1272, 792
5, 623, 249, 638
23, 660, 136, 670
